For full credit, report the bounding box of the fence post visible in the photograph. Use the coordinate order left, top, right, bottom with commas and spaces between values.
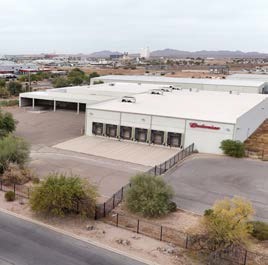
165, 161, 167, 172
121, 187, 124, 201
154, 165, 157, 176
13, 183, 16, 194
103, 202, 106, 218
112, 194, 115, 208
94, 206, 98, 220
160, 226, 163, 241
243, 250, 248, 265
185, 234, 189, 249
137, 219, 140, 234
116, 213, 119, 227
0, 179, 2, 191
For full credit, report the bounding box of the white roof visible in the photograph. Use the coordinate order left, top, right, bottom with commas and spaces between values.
228, 74, 268, 81
19, 83, 156, 104
93, 75, 265, 87
88, 90, 267, 124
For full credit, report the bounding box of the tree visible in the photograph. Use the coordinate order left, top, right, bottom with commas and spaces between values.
0, 135, 30, 173
0, 111, 16, 137
7, 81, 23, 96
220, 139, 245, 158
202, 197, 254, 253
29, 173, 98, 217
125, 173, 174, 217
52, 77, 70, 88
67, 68, 87, 85
0, 87, 10, 99
0, 79, 6, 87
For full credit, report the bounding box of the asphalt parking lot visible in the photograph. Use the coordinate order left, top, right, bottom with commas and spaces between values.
165, 155, 268, 221
5, 107, 149, 202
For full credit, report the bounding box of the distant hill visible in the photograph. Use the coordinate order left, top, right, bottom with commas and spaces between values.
89, 50, 122, 58
150, 49, 268, 58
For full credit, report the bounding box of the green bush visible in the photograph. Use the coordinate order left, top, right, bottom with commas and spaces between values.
5, 191, 15, 202
125, 173, 174, 217
52, 77, 70, 88
0, 135, 30, 173
168, 201, 177, 212
0, 87, 10, 98
249, 221, 268, 241
29, 173, 98, 217
0, 111, 16, 137
220, 139, 245, 158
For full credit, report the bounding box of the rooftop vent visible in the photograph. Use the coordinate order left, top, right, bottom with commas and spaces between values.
161, 87, 172, 92
150, 89, 164, 95
171, 86, 182, 91
109, 83, 115, 86
121, 96, 136, 103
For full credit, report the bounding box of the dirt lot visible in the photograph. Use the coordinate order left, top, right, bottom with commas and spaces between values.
3, 107, 149, 202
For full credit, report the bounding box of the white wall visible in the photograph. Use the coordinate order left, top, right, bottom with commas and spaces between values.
184, 120, 234, 154
121, 113, 151, 129
235, 98, 268, 142
151, 116, 185, 133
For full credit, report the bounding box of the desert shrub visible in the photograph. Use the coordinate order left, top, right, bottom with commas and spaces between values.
0, 135, 30, 173
0, 100, 19, 107
29, 173, 98, 217
204, 208, 214, 216
5, 191, 15, 202
220, 139, 245, 158
249, 221, 268, 241
2, 163, 34, 185
125, 173, 174, 217
52, 77, 70, 88
0, 87, 10, 98
32, 176, 40, 184
168, 201, 177, 212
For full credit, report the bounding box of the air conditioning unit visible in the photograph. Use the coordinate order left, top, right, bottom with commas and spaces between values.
109, 83, 115, 86
150, 89, 164, 95
121, 96, 136, 103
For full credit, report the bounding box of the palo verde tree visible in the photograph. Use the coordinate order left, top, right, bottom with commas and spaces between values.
200, 197, 254, 259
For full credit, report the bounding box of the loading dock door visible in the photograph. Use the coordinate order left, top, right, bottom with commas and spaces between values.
120, 126, 132, 140
92, 122, 103, 135
151, 130, 164, 145
106, 124, 117, 138
167, 132, 181, 147
135, 128, 147, 142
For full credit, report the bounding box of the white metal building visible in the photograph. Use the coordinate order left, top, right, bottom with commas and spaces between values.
227, 74, 268, 93
86, 90, 268, 154
91, 75, 266, 94
19, 83, 159, 113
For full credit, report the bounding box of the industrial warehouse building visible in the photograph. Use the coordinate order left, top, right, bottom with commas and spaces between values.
91, 75, 267, 94
86, 90, 268, 154
19, 77, 268, 154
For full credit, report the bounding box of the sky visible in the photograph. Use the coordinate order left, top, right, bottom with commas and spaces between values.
1, 0, 268, 54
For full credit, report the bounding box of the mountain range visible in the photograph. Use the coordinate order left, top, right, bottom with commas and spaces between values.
88, 49, 268, 59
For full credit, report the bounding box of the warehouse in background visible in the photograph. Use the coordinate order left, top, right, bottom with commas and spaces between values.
91, 75, 266, 94
86, 90, 268, 154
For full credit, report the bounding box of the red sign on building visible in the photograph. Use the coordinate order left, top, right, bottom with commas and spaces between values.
189, 122, 220, 130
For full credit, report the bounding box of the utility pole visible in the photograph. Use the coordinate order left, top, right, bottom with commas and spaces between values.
28, 71, 32, 92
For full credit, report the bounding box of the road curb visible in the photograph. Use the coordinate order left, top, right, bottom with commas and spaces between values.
0, 208, 159, 265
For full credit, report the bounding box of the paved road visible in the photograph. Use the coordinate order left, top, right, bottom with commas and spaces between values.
165, 155, 268, 222
0, 211, 146, 265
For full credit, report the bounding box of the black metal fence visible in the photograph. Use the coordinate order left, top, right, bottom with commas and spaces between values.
106, 213, 268, 265
0, 180, 30, 199
147, 143, 195, 176
95, 143, 195, 219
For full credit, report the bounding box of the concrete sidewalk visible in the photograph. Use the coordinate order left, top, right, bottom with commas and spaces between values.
54, 136, 179, 166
